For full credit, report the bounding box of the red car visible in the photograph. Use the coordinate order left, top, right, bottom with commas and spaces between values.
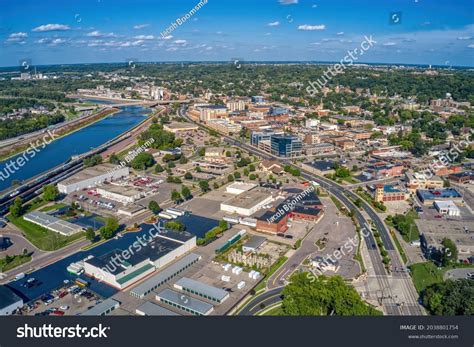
435, 215, 442, 218
51, 310, 64, 316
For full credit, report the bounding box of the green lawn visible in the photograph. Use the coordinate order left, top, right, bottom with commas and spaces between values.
40, 203, 67, 212
0, 254, 32, 272
409, 262, 443, 293
391, 231, 408, 264
7, 214, 84, 251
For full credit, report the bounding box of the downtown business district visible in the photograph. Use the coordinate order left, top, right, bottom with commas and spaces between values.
0, 66, 473, 318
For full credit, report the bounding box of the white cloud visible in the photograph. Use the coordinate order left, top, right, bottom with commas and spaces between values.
161, 35, 173, 40
312, 4, 318, 8
279, 0, 298, 5
133, 24, 150, 30
268, 21, 280, 27
6, 32, 28, 43
336, 32, 344, 36
134, 35, 154, 40
174, 39, 187, 44
382, 42, 397, 46
298, 24, 326, 31
132, 40, 145, 46
86, 31, 116, 37
32, 24, 71, 32
458, 36, 472, 40
468, 44, 474, 48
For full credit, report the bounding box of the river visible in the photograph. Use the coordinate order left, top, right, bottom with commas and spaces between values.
0, 105, 149, 191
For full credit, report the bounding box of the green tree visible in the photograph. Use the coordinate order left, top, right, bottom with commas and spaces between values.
171, 190, 182, 203
184, 172, 193, 180
148, 200, 161, 214
228, 174, 234, 183
181, 186, 192, 200
281, 273, 381, 316
85, 227, 95, 242
130, 153, 155, 170
199, 180, 210, 192
43, 184, 59, 201
154, 164, 165, 173
109, 153, 120, 164
83, 154, 103, 167
9, 197, 23, 217
441, 238, 458, 266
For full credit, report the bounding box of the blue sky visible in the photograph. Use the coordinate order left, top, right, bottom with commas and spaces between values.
1, 0, 473, 67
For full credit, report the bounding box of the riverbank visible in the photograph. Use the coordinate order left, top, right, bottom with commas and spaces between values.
0, 107, 120, 161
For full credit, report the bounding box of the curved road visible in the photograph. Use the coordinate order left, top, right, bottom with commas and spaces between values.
180, 105, 423, 315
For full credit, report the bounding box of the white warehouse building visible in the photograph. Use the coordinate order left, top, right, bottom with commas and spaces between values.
220, 187, 274, 216
57, 164, 129, 194
434, 200, 461, 217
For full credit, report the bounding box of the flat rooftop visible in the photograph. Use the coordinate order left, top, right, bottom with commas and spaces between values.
174, 277, 229, 302
222, 187, 273, 209
156, 288, 214, 316
164, 122, 198, 129
60, 163, 126, 185
85, 236, 183, 274
417, 188, 462, 200
80, 298, 120, 316
98, 184, 142, 197
130, 253, 201, 298
226, 182, 257, 192
24, 211, 83, 236
136, 301, 180, 316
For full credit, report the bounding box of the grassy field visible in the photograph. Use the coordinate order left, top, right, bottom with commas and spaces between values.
410, 262, 443, 292
0, 254, 32, 272
409, 262, 474, 293
7, 214, 84, 251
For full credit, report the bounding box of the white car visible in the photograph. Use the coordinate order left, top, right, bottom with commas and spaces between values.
60, 305, 69, 310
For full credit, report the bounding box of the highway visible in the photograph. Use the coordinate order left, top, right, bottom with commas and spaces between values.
179, 105, 423, 315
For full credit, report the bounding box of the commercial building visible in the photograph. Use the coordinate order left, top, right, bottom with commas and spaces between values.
84, 228, 196, 289
206, 119, 242, 135
242, 235, 267, 252
434, 200, 461, 216
135, 301, 180, 316
373, 185, 407, 203
130, 253, 201, 299
156, 288, 214, 316
24, 211, 84, 236
198, 105, 227, 122
290, 206, 324, 222
256, 209, 289, 234
405, 173, 444, 193
58, 164, 129, 194
448, 171, 474, 184
270, 134, 303, 158
96, 185, 144, 204
0, 285, 23, 315
417, 188, 463, 205
251, 130, 281, 147
163, 122, 198, 133
174, 277, 229, 304
80, 298, 120, 316
225, 182, 257, 195
220, 187, 274, 216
